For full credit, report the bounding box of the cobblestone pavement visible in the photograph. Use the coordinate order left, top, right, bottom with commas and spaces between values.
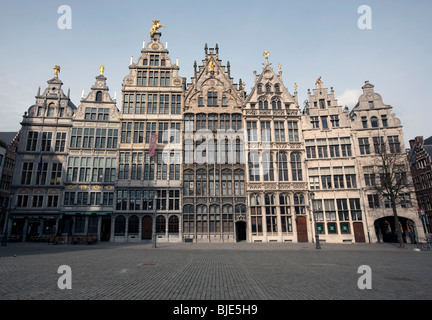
0, 241, 431, 303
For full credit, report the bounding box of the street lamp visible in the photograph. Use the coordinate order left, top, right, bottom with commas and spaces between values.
309, 192, 321, 250
1, 191, 14, 247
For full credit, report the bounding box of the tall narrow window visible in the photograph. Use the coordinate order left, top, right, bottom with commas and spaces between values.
208, 92, 218, 106
290, 153, 302, 181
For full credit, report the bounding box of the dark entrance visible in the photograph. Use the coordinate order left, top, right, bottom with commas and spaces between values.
26, 220, 40, 241
375, 216, 414, 243
296, 216, 308, 242
100, 217, 111, 241
142, 216, 152, 240
236, 221, 246, 242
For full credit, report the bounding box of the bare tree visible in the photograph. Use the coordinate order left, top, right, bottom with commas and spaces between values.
373, 138, 413, 248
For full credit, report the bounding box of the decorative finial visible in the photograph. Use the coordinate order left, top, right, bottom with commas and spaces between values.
263, 51, 270, 59
176, 57, 179, 67
100, 65, 104, 75
142, 40, 145, 49
54, 65, 61, 77
150, 19, 165, 36
294, 82, 298, 92
278, 63, 282, 72
242, 82, 246, 90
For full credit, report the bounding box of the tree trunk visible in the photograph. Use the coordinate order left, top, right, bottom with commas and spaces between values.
391, 197, 404, 248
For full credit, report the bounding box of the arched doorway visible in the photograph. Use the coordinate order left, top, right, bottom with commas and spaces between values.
236, 221, 246, 242
374, 216, 415, 243
142, 216, 153, 240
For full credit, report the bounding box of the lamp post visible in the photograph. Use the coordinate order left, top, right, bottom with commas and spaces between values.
309, 192, 321, 250
1, 191, 14, 247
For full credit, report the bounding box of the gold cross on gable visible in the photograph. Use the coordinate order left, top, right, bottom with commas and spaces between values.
54, 65, 61, 77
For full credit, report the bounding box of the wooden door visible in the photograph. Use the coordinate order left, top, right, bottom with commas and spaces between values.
142, 216, 152, 240
296, 216, 308, 243
353, 222, 366, 243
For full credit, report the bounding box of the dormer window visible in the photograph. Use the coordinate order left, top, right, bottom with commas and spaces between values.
47, 103, 55, 117
150, 55, 159, 66
371, 116, 379, 128
96, 91, 103, 102
369, 101, 374, 108
319, 99, 325, 109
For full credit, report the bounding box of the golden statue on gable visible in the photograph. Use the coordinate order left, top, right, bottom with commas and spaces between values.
100, 65, 104, 75
263, 51, 270, 58
54, 65, 61, 77
209, 58, 215, 72
150, 19, 165, 36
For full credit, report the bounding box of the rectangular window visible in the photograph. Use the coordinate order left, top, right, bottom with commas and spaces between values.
368, 194, 380, 209
171, 94, 181, 114
26, 131, 39, 151
287, 121, 299, 142
310, 116, 319, 129
317, 139, 328, 158
208, 92, 218, 106
55, 132, 66, 152
321, 116, 328, 129
274, 122, 285, 142
328, 138, 340, 158
358, 138, 370, 155
340, 137, 352, 157
330, 115, 339, 127
261, 121, 271, 142
32, 195, 44, 208
305, 139, 316, 159
247, 121, 258, 142
388, 136, 401, 153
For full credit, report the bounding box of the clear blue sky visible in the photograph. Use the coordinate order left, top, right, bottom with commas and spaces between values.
0, 0, 431, 146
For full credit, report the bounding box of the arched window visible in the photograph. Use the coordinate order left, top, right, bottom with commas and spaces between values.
114, 215, 126, 236
275, 84, 281, 93
271, 98, 282, 110
47, 103, 55, 117
294, 193, 306, 215
96, 91, 103, 102
128, 215, 139, 234
257, 84, 263, 93
209, 169, 220, 196
290, 153, 303, 181
156, 215, 166, 233
168, 216, 179, 233
250, 194, 262, 235
371, 116, 379, 128
266, 84, 271, 93
183, 205, 194, 234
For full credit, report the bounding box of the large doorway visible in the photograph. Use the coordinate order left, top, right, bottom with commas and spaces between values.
374, 216, 413, 243
236, 221, 246, 242
296, 216, 308, 242
100, 217, 111, 242
353, 222, 366, 243
142, 216, 153, 240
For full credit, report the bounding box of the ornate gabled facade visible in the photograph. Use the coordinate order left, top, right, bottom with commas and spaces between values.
4, 21, 426, 245
243, 56, 306, 243
350, 81, 423, 243
302, 78, 365, 243
408, 136, 432, 234
114, 30, 186, 243
10, 69, 76, 242
62, 70, 120, 242
182, 44, 246, 243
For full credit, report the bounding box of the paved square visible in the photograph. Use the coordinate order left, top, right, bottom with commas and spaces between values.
1, 241, 431, 302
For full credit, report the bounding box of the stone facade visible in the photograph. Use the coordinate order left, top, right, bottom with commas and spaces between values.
6, 26, 426, 245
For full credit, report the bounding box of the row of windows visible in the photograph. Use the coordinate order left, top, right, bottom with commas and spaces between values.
183, 204, 244, 234
16, 194, 60, 208
183, 169, 245, 197
310, 115, 340, 129
35, 103, 65, 118
136, 70, 171, 87
114, 215, 179, 236
308, 167, 357, 190
118, 152, 180, 181
184, 113, 242, 131
66, 157, 116, 183
123, 93, 181, 114
367, 193, 412, 209
21, 162, 62, 186
363, 165, 407, 187
312, 198, 362, 222
70, 128, 118, 149
121, 121, 181, 144
358, 136, 401, 155
248, 152, 303, 182
115, 190, 180, 211
305, 137, 352, 159
361, 115, 388, 128
63, 192, 114, 206
197, 92, 228, 107
26, 132, 67, 152
246, 121, 299, 142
